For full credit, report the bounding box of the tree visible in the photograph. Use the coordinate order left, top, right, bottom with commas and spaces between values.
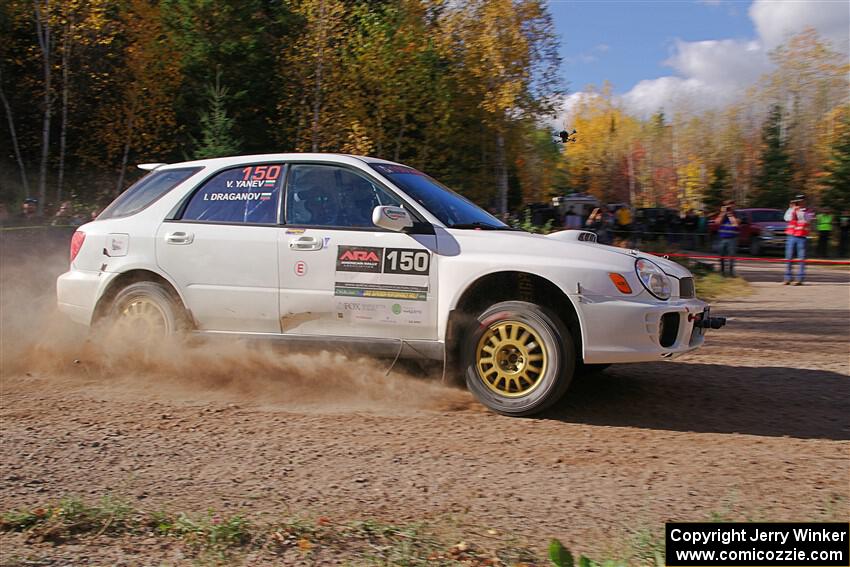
753, 105, 794, 208
193, 70, 241, 159
96, 0, 181, 196
704, 164, 730, 212
33, 0, 54, 214
819, 111, 850, 212
444, 0, 561, 215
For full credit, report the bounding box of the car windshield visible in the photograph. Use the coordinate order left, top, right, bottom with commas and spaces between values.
750, 210, 784, 223
99, 167, 201, 219
370, 163, 510, 229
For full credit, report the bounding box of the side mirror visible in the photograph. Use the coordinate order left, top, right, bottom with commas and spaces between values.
372, 205, 413, 232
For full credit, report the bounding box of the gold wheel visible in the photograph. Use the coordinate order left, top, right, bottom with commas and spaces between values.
116, 297, 168, 339
475, 320, 548, 398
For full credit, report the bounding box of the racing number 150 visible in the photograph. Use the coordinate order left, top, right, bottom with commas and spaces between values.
384, 249, 430, 275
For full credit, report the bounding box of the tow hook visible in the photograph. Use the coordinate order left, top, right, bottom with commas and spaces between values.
694, 316, 726, 330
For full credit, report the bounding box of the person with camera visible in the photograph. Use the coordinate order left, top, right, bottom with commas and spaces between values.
783, 194, 812, 285
714, 200, 739, 276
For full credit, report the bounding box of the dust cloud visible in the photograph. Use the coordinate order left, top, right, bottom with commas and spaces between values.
0, 233, 472, 414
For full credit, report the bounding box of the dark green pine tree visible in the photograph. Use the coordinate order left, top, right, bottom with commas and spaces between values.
704, 163, 730, 212
194, 70, 241, 159
753, 105, 794, 208
820, 114, 850, 212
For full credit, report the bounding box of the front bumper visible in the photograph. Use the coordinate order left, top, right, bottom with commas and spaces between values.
578, 296, 718, 364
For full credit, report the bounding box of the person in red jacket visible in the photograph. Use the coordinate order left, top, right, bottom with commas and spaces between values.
783, 194, 811, 285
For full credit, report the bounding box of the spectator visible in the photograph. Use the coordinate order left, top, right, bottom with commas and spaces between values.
614, 205, 632, 242
51, 200, 81, 227
13, 198, 39, 225
563, 206, 581, 229
839, 210, 849, 258
815, 207, 834, 258
783, 194, 812, 285
714, 200, 739, 277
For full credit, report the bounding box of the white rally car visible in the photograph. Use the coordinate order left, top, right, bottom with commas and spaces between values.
57, 154, 724, 416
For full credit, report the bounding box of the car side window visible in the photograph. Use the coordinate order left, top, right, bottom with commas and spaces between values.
285, 164, 402, 228
181, 164, 283, 224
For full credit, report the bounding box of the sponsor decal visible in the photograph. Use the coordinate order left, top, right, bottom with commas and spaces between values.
323, 236, 331, 248
294, 260, 308, 276
391, 303, 401, 315
334, 282, 428, 301
383, 207, 407, 221
285, 228, 305, 235
336, 246, 383, 273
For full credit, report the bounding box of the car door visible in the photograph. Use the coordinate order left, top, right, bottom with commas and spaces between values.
278, 163, 437, 340
156, 163, 284, 333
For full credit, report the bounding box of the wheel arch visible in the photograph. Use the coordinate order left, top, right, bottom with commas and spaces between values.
445, 270, 583, 373
92, 269, 192, 327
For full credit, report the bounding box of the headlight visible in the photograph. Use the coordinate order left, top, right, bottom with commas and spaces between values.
761, 229, 773, 238
635, 258, 671, 300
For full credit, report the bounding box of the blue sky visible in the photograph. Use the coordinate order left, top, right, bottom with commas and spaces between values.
547, 0, 850, 119
550, 1, 754, 93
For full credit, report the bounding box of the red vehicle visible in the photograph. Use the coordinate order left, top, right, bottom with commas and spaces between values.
710, 208, 787, 255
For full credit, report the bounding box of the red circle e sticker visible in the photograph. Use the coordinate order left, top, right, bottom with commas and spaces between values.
294, 261, 307, 276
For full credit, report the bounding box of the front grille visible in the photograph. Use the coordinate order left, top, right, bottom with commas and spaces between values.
679, 277, 695, 298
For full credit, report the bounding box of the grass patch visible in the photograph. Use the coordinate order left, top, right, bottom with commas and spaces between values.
0, 497, 540, 565
694, 272, 751, 301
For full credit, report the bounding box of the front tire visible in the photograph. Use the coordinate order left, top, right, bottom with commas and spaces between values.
463, 301, 575, 416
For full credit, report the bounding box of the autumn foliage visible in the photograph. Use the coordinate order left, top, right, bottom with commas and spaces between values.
0, 2, 847, 216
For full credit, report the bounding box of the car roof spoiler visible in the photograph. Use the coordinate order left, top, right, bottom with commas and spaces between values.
137, 163, 168, 171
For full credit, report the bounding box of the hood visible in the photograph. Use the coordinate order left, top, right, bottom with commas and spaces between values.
544, 230, 692, 278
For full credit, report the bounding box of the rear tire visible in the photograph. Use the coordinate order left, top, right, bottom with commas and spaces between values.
463, 301, 575, 416
107, 281, 186, 339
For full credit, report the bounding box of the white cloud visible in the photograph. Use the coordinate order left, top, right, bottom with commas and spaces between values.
620, 38, 771, 117
750, 0, 850, 52
607, 0, 850, 117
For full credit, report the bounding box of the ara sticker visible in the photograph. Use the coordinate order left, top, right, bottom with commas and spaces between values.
336, 246, 383, 273
294, 260, 308, 276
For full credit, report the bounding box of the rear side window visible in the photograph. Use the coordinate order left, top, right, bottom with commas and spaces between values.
99, 167, 201, 220
181, 164, 283, 224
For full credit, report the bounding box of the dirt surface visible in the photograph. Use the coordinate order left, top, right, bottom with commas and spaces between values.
1, 236, 849, 564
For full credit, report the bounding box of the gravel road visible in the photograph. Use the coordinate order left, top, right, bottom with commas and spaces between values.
1, 242, 848, 564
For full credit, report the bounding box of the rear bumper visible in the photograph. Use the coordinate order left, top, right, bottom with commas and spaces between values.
56, 269, 106, 326
579, 296, 714, 364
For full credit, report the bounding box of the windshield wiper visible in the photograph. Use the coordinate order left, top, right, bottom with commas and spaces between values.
449, 222, 513, 230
